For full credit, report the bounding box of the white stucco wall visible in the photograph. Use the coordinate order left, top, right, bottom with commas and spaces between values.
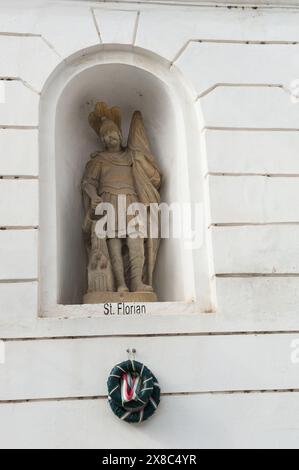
1, 0, 299, 449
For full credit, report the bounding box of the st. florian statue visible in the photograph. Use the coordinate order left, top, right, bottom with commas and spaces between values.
81, 102, 162, 303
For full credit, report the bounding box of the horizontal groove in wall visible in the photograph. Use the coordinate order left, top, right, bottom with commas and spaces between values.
216, 273, 299, 277
0, 126, 38, 130
0, 77, 40, 94
4, 329, 299, 342
197, 83, 283, 99
0, 278, 37, 284
0, 226, 38, 230
0, 77, 21, 81
190, 38, 299, 45
1, 388, 299, 405
0, 33, 62, 58
203, 127, 299, 132
0, 176, 38, 180
213, 220, 299, 227
211, 222, 299, 226
171, 37, 299, 64
0, 32, 41, 37
91, 2, 299, 12
208, 172, 299, 177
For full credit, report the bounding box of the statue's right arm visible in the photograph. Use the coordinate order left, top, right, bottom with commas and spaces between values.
81, 159, 102, 209
82, 181, 99, 200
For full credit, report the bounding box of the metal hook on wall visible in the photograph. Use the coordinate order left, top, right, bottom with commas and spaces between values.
126, 348, 136, 361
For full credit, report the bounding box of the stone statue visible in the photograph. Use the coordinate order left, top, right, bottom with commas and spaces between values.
81, 102, 162, 303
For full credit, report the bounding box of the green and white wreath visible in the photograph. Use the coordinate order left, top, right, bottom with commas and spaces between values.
107, 359, 160, 423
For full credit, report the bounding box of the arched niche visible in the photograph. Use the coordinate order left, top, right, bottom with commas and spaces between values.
39, 45, 214, 316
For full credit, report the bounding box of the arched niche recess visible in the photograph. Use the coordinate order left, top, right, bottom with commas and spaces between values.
39, 45, 214, 316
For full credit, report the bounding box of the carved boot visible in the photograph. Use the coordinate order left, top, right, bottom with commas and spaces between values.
127, 238, 153, 292
107, 238, 129, 292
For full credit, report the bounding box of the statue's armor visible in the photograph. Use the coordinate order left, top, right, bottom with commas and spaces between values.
82, 150, 140, 237
98, 160, 136, 196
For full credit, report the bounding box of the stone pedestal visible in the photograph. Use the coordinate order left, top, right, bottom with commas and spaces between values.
83, 291, 157, 304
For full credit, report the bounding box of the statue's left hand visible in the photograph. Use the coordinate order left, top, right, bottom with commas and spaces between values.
91, 195, 103, 210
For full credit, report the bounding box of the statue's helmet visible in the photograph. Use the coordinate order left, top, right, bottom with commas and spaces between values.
88, 102, 122, 142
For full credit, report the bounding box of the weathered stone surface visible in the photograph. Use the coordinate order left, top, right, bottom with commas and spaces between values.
82, 102, 162, 302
